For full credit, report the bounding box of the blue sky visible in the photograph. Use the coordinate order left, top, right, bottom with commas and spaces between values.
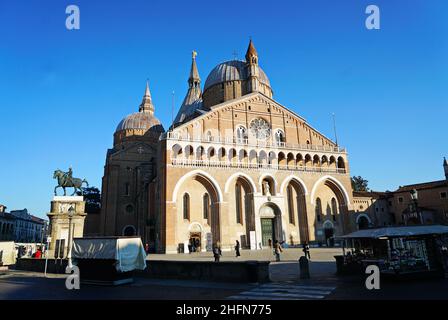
0, 0, 447, 219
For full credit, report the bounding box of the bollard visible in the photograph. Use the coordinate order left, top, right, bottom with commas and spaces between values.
299, 256, 310, 279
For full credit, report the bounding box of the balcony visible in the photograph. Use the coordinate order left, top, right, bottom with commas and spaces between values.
171, 158, 347, 174
163, 131, 346, 154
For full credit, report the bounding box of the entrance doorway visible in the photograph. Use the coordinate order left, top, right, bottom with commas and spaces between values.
324, 227, 334, 247
261, 218, 274, 246
189, 232, 201, 252
259, 203, 283, 247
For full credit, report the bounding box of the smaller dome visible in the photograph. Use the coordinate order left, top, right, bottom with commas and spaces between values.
204, 60, 271, 91
115, 112, 164, 133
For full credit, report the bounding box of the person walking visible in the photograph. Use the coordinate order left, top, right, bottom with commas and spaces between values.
274, 240, 283, 262
213, 244, 221, 262
303, 242, 311, 260
235, 240, 241, 257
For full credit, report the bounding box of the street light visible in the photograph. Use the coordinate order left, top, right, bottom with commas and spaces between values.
67, 205, 75, 268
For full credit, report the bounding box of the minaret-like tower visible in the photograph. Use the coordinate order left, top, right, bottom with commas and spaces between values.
173, 51, 202, 126
444, 157, 448, 180
139, 81, 155, 114
246, 39, 259, 93
189, 50, 201, 93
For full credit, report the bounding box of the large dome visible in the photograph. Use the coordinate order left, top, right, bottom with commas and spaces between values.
203, 60, 271, 91
115, 112, 164, 133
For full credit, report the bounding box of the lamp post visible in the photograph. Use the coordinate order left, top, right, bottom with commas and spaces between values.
67, 205, 75, 268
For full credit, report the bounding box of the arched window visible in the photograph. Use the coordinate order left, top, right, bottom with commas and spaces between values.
236, 126, 247, 144
183, 193, 190, 220
203, 193, 210, 220
275, 130, 285, 145
331, 198, 338, 221
235, 182, 242, 224
206, 130, 213, 142
287, 185, 295, 225
315, 197, 322, 222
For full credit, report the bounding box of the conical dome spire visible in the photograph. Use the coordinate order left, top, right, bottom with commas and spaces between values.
245, 39, 258, 64
173, 51, 203, 126
189, 50, 201, 87
139, 81, 155, 114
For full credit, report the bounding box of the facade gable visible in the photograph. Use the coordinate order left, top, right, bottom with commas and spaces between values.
171, 92, 338, 149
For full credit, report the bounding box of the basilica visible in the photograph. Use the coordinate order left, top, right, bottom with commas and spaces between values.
93, 40, 358, 253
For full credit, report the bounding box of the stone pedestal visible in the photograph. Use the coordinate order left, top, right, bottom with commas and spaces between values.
47, 196, 87, 258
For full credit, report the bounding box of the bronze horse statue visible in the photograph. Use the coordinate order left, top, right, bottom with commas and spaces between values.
53, 169, 89, 196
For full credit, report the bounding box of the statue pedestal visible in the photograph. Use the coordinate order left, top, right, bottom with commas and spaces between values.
47, 196, 87, 258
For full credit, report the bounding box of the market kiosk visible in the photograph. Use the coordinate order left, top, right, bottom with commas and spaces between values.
72, 236, 147, 285
335, 225, 448, 277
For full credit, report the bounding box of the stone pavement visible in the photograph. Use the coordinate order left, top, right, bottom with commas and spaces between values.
148, 247, 343, 282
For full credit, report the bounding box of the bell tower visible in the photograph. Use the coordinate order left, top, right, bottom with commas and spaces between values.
246, 39, 259, 93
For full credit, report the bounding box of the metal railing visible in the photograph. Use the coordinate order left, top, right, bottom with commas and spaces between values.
171, 158, 347, 174
163, 131, 346, 153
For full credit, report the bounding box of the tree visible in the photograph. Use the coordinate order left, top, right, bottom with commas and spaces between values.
351, 176, 369, 192
76, 187, 101, 214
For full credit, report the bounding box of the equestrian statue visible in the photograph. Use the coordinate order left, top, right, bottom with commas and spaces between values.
53, 167, 89, 196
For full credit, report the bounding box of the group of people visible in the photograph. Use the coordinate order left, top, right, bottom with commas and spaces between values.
212, 239, 311, 262
16, 245, 44, 259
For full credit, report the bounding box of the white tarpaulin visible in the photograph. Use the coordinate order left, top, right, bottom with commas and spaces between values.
72, 237, 147, 272
0, 241, 16, 265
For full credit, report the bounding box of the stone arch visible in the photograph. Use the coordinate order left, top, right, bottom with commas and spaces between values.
171, 144, 183, 159
207, 146, 216, 160
310, 175, 350, 206
233, 176, 256, 248
196, 146, 205, 160
329, 156, 336, 168
337, 156, 345, 169
122, 225, 136, 236
224, 172, 258, 193
238, 149, 248, 163
259, 174, 277, 196
259, 202, 284, 244
184, 145, 194, 159
268, 151, 277, 165
313, 154, 321, 167
287, 153, 295, 168
356, 213, 371, 230
249, 150, 258, 164
284, 177, 309, 243
172, 170, 224, 203
172, 170, 223, 243
218, 147, 226, 161
296, 153, 304, 166
305, 154, 312, 167
321, 155, 329, 166
323, 220, 334, 229
259, 150, 268, 166
228, 148, 237, 163
278, 152, 286, 166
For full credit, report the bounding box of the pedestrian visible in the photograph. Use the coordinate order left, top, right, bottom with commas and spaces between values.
268, 238, 272, 249
145, 243, 150, 255
213, 244, 221, 262
303, 242, 311, 259
273, 240, 283, 262
235, 240, 241, 257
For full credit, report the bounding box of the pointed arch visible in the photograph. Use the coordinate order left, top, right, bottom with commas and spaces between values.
171, 169, 224, 203
310, 175, 350, 206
